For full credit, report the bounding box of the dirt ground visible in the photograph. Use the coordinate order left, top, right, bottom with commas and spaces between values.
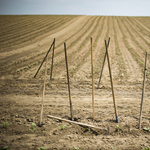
0, 16, 150, 150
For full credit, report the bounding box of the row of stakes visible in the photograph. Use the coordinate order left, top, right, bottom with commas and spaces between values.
34, 37, 148, 131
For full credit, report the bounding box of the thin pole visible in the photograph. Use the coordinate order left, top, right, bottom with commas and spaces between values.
39, 56, 48, 127
64, 43, 73, 120
105, 39, 118, 123
47, 115, 106, 131
91, 37, 95, 119
97, 38, 110, 89
139, 52, 147, 129
50, 38, 55, 80
34, 39, 55, 78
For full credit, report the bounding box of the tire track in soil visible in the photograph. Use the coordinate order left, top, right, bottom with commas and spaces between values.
114, 17, 142, 83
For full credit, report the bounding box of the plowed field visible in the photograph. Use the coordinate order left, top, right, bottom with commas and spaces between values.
0, 15, 150, 150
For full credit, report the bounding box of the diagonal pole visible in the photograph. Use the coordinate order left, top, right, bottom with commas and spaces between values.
64, 43, 73, 120
97, 38, 110, 89
139, 52, 147, 129
34, 39, 55, 78
105, 39, 119, 123
50, 38, 55, 80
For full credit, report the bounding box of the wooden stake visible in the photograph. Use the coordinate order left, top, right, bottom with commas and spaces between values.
47, 115, 106, 131
39, 56, 48, 127
91, 37, 95, 119
105, 39, 118, 123
50, 38, 55, 80
139, 52, 147, 129
64, 43, 73, 120
97, 38, 110, 89
34, 39, 55, 78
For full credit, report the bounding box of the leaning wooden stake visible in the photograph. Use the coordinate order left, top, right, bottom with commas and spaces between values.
47, 115, 107, 131
39, 56, 48, 127
91, 37, 95, 119
139, 52, 147, 129
105, 39, 119, 123
50, 38, 55, 80
97, 38, 110, 89
34, 39, 55, 78
64, 43, 73, 120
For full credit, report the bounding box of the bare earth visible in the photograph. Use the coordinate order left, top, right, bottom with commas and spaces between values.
0, 15, 150, 150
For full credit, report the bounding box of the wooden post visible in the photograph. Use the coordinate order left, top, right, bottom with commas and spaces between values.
139, 52, 147, 129
39, 56, 48, 127
34, 39, 55, 78
64, 43, 73, 120
97, 38, 110, 89
50, 38, 55, 80
91, 37, 95, 119
105, 40, 118, 123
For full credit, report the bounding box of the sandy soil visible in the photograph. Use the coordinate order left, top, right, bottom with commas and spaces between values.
0, 16, 150, 150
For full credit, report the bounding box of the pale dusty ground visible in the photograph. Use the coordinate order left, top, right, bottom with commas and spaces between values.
0, 16, 150, 150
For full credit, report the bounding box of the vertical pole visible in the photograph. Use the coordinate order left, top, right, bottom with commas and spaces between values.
50, 38, 55, 80
139, 52, 147, 129
39, 56, 48, 127
64, 43, 73, 120
97, 38, 110, 88
91, 37, 95, 119
105, 40, 118, 123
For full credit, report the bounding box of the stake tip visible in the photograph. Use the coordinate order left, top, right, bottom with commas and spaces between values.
38, 123, 43, 127
116, 116, 119, 123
